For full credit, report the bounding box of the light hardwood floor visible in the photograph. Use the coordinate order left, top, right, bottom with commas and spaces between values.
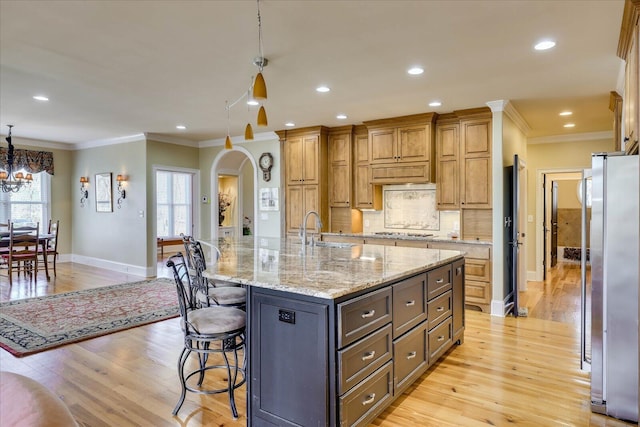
0, 260, 634, 426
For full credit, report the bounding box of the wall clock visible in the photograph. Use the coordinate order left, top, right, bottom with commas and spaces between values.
259, 152, 274, 182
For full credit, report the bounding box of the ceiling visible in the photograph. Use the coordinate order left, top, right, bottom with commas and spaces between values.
0, 1, 625, 146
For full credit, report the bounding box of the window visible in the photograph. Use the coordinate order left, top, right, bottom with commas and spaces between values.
0, 171, 50, 233
156, 170, 193, 237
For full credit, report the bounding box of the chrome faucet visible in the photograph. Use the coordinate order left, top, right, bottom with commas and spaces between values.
300, 210, 322, 247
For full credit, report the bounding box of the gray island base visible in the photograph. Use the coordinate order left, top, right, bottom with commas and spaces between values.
203, 236, 465, 427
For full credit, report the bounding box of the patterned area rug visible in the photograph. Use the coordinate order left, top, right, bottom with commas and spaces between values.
0, 278, 178, 357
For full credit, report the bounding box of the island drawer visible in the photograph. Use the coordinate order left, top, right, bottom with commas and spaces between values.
427, 290, 452, 330
428, 317, 452, 363
427, 264, 452, 300
393, 322, 428, 394
339, 287, 392, 348
339, 362, 393, 427
338, 324, 393, 395
392, 273, 427, 338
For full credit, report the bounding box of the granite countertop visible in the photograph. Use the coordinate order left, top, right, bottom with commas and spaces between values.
201, 236, 463, 300
321, 232, 492, 246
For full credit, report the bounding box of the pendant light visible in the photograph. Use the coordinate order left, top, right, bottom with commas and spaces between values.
245, 123, 254, 140
224, 101, 233, 150
257, 106, 268, 126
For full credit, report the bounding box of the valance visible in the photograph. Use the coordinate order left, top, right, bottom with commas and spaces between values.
0, 148, 54, 175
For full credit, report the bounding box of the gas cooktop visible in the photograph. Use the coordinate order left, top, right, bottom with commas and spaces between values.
373, 232, 434, 237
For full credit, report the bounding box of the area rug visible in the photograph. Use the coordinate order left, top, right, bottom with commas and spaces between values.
0, 278, 178, 357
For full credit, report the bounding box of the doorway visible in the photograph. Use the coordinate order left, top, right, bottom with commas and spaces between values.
211, 147, 259, 239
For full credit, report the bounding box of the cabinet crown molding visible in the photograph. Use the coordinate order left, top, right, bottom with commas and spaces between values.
363, 112, 437, 129
617, 0, 640, 60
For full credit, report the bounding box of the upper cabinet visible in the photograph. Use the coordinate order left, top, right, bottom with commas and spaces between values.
459, 113, 492, 209
328, 126, 353, 207
353, 126, 382, 210
279, 126, 329, 235
435, 116, 460, 210
364, 113, 436, 184
618, 0, 640, 155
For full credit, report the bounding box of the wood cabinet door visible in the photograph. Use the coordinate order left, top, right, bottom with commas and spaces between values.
303, 185, 320, 232
286, 136, 304, 184
330, 163, 350, 207
286, 185, 304, 233
354, 132, 369, 163
354, 163, 373, 208
461, 119, 491, 158
369, 128, 397, 164
437, 159, 459, 209
398, 124, 430, 162
329, 132, 351, 207
302, 134, 320, 184
461, 157, 491, 208
624, 23, 638, 153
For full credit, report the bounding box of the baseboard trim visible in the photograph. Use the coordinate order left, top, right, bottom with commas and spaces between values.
527, 271, 537, 281
70, 254, 153, 277
491, 299, 505, 317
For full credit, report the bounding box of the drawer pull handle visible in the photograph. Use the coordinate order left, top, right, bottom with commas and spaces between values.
362, 393, 376, 406
361, 310, 376, 319
406, 351, 417, 360
456, 267, 462, 274
436, 278, 444, 284
361, 351, 376, 361
406, 300, 415, 307
436, 306, 445, 312
438, 335, 445, 342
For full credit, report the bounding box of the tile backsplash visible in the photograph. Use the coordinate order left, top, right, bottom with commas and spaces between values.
362, 183, 460, 237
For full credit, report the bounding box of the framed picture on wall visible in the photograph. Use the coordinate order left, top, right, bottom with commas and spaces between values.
95, 172, 113, 212
259, 188, 279, 211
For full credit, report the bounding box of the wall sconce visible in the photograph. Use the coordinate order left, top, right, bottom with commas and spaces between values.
79, 176, 89, 207
116, 174, 127, 208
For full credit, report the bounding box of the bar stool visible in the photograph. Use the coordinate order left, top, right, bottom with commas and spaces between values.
166, 253, 246, 419
181, 235, 246, 310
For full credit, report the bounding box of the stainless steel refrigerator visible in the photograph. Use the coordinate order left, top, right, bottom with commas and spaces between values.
586, 152, 639, 422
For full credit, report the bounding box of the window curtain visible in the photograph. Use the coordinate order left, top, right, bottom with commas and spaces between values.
0, 148, 54, 175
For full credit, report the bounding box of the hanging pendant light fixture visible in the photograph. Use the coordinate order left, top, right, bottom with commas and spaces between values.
224, 101, 233, 150
245, 123, 254, 140
1, 125, 33, 193
252, 0, 268, 100
257, 106, 268, 126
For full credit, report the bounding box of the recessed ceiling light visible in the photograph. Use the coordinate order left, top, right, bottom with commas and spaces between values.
534, 40, 556, 51
563, 123, 575, 128
428, 101, 442, 107
559, 111, 573, 116
316, 86, 330, 93
336, 114, 347, 120
247, 99, 259, 106
176, 125, 186, 130
285, 122, 295, 127
33, 95, 49, 101
407, 67, 424, 75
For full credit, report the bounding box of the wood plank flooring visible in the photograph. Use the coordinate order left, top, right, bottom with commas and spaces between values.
0, 261, 634, 426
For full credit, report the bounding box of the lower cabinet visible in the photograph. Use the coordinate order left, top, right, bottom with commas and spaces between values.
248, 257, 464, 427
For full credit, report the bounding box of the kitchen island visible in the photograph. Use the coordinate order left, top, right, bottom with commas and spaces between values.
203, 236, 465, 427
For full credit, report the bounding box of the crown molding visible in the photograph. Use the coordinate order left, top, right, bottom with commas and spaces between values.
73, 133, 146, 150
528, 130, 613, 145
145, 132, 199, 147
0, 135, 74, 151
199, 131, 279, 148
503, 102, 531, 136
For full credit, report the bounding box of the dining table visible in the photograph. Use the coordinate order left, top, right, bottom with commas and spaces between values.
0, 231, 55, 280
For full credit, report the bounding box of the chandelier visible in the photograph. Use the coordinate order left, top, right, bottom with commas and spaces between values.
1, 125, 33, 193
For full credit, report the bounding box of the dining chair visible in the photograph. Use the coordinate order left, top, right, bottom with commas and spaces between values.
166, 253, 246, 419
1, 222, 40, 285
181, 235, 246, 309
39, 219, 60, 277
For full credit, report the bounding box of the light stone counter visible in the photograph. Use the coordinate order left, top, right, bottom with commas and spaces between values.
321, 232, 492, 246
201, 236, 463, 300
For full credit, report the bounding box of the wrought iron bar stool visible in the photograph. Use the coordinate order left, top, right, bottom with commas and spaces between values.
181, 235, 246, 310
166, 253, 246, 419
